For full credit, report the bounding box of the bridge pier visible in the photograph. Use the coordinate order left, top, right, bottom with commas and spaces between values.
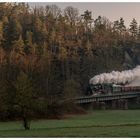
117, 99, 128, 110
93, 101, 100, 109
93, 101, 107, 110
136, 97, 140, 104
119, 99, 123, 109
128, 97, 140, 109
124, 99, 128, 110
111, 100, 117, 109
100, 102, 106, 110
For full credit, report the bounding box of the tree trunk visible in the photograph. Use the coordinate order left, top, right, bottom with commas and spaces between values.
22, 107, 30, 130
23, 116, 30, 130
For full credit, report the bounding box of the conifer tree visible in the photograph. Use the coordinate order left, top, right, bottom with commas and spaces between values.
137, 25, 140, 41
129, 18, 138, 39
113, 20, 119, 32
118, 17, 126, 35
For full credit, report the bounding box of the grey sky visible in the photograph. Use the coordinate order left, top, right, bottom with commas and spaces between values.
29, 2, 140, 27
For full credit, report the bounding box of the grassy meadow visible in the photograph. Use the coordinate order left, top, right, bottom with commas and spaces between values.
0, 110, 140, 137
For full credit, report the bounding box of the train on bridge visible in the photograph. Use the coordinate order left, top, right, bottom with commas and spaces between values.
86, 83, 140, 96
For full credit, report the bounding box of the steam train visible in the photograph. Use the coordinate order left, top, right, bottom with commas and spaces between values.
86, 83, 140, 95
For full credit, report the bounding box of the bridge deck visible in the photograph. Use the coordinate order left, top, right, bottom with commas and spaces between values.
75, 92, 140, 104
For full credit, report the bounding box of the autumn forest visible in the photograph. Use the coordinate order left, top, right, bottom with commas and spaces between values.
0, 3, 140, 129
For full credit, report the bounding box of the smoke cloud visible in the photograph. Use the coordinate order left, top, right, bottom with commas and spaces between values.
89, 65, 140, 85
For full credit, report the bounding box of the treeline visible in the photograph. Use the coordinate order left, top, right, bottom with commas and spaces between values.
0, 3, 140, 127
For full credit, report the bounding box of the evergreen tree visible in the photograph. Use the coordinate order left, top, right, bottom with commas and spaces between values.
118, 17, 126, 34
81, 10, 93, 42
137, 25, 140, 41
81, 10, 93, 31
113, 20, 119, 32
129, 18, 138, 38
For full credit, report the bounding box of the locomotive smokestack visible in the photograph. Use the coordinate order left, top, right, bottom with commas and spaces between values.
89, 65, 140, 85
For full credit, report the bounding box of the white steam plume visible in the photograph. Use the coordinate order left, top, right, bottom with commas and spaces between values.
89, 65, 140, 85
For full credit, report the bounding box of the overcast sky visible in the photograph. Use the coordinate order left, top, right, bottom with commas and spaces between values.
29, 2, 140, 27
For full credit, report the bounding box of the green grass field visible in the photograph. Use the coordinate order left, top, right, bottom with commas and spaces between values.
0, 110, 140, 137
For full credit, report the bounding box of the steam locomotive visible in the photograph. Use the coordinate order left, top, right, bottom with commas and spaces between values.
86, 83, 140, 95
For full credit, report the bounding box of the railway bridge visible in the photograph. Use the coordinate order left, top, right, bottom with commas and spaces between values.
74, 92, 140, 110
